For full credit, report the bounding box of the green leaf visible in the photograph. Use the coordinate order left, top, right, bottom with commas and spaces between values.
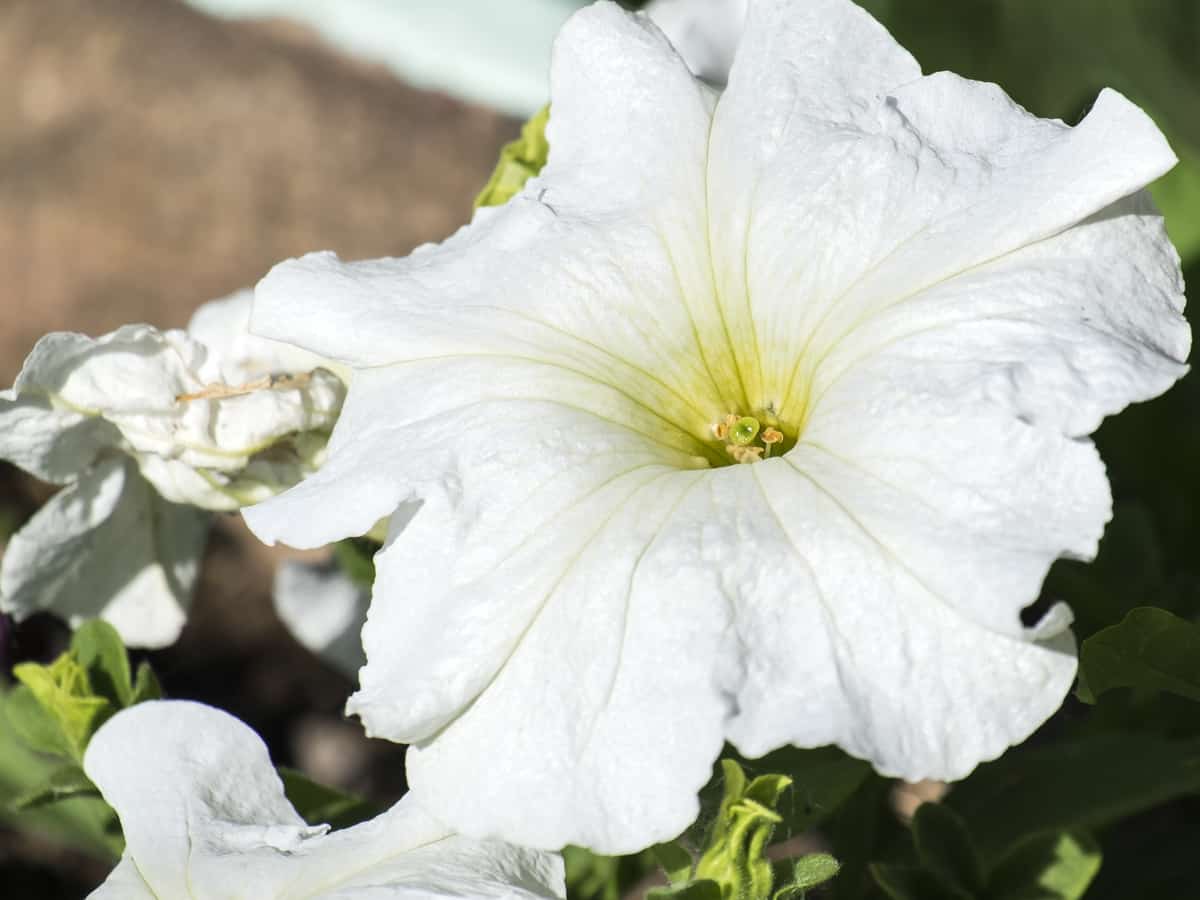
10, 764, 100, 811
1150, 143, 1200, 266
946, 733, 1200, 863
71, 619, 133, 708
277, 767, 380, 830
129, 661, 164, 705
647, 880, 724, 900
474, 105, 551, 209
1077, 607, 1200, 703
653, 840, 695, 883
912, 804, 984, 896
736, 746, 872, 836
1, 683, 76, 760
989, 831, 1102, 900
774, 853, 841, 897
332, 537, 380, 589
830, 776, 903, 900
12, 656, 113, 762
870, 864, 970, 900
563, 845, 656, 900
0, 689, 122, 861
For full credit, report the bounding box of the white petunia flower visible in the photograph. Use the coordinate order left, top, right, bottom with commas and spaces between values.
244, 0, 1190, 852
0, 290, 344, 646
84, 700, 566, 899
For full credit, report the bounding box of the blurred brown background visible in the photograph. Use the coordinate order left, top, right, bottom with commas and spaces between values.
0, 0, 518, 893
0, 0, 515, 383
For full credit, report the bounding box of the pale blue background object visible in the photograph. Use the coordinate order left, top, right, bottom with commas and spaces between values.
184, 0, 590, 116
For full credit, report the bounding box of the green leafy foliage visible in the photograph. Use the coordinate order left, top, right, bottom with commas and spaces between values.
774, 854, 841, 899
565, 845, 655, 900
474, 105, 551, 209
647, 880, 725, 900
872, 807, 1100, 900
1077, 607, 1200, 703
3, 620, 161, 765
0, 691, 121, 861
988, 832, 1101, 900
946, 734, 1200, 864
277, 767, 381, 830
723, 746, 872, 839
10, 764, 101, 811
911, 805, 983, 897
333, 537, 381, 588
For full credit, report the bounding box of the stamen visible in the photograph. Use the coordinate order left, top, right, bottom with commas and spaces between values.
727, 445, 764, 464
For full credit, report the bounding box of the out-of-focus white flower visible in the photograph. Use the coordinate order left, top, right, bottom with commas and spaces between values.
245, 0, 1189, 852
0, 291, 344, 647
274, 558, 369, 678
84, 700, 566, 899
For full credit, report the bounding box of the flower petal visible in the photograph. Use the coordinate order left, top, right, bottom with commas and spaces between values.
722, 443, 1081, 779
274, 559, 369, 677
188, 288, 343, 384
708, 32, 1176, 421
356, 456, 733, 852
84, 701, 565, 898
0, 458, 207, 648
0, 391, 119, 485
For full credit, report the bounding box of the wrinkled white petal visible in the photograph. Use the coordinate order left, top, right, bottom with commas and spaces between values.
10, 323, 344, 510
646, 0, 747, 85
0, 458, 206, 648
189, 288, 347, 384
274, 559, 369, 677
244, 0, 1190, 853
84, 701, 565, 899
0, 391, 120, 485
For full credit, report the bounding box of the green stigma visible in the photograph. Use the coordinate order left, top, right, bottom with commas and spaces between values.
730, 417, 760, 446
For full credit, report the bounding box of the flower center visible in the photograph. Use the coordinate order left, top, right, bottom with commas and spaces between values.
709, 408, 798, 465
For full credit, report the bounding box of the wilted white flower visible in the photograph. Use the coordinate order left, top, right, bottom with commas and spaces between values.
0, 291, 344, 646
245, 0, 1189, 852
85, 700, 565, 899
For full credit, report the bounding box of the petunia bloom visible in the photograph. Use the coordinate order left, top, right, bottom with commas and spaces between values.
0, 290, 344, 646
84, 700, 565, 899
245, 0, 1190, 852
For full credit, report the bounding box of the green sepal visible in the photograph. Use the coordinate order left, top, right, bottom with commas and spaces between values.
773, 853, 841, 899
10, 764, 101, 811
911, 803, 984, 896
987, 831, 1101, 900
647, 879, 724, 900
1076, 606, 1200, 704
694, 760, 792, 900
129, 661, 164, 705
653, 840, 696, 883
474, 105, 551, 209
72, 620, 134, 708
12, 656, 113, 763
278, 767, 381, 830
1, 682, 77, 760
